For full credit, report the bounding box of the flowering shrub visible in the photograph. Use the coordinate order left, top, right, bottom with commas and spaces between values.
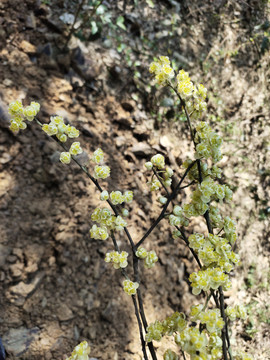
8, 55, 253, 360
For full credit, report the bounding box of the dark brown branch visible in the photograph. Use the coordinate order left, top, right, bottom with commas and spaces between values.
132, 295, 149, 360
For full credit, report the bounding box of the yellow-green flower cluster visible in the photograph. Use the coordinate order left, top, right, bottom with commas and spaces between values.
182, 159, 222, 184
105, 250, 128, 269
90, 148, 110, 179
189, 267, 231, 295
195, 122, 223, 163
183, 177, 233, 218
146, 311, 225, 360
163, 349, 178, 360
146, 312, 186, 343
208, 335, 223, 360
136, 247, 158, 269
89, 224, 109, 240
188, 233, 240, 272
100, 190, 109, 201
209, 206, 223, 228
42, 115, 79, 142
176, 70, 207, 118
60, 142, 83, 164
224, 216, 237, 245
158, 196, 168, 205
9, 100, 40, 132
148, 178, 162, 191
91, 207, 113, 226
145, 320, 164, 342
194, 308, 224, 334
225, 305, 247, 321
91, 207, 127, 233
145, 250, 158, 268
145, 154, 174, 191
183, 158, 207, 181
149, 56, 174, 85
169, 205, 189, 227
163, 167, 174, 187
123, 279, 139, 295
91, 148, 104, 164
175, 326, 208, 360
162, 312, 186, 335
150, 154, 166, 169
94, 165, 110, 179
66, 341, 91, 360
114, 215, 127, 231
110, 190, 133, 205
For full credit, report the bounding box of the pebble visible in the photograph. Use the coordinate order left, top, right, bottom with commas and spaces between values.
130, 142, 153, 156
56, 303, 74, 322
19, 40, 36, 54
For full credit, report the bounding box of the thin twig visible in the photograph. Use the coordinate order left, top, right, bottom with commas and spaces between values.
176, 226, 202, 268
136, 160, 197, 249
181, 349, 187, 360
219, 287, 229, 360
64, 0, 86, 48
152, 167, 170, 197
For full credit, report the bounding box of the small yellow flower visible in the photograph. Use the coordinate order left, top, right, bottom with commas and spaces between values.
100, 190, 109, 201
94, 165, 110, 179
56, 133, 67, 143
23, 105, 37, 121
69, 141, 83, 156
123, 279, 139, 295
66, 125, 80, 138
51, 115, 64, 125
60, 152, 71, 164
92, 148, 104, 164
42, 123, 58, 136
151, 154, 165, 169
8, 100, 23, 116
136, 247, 148, 259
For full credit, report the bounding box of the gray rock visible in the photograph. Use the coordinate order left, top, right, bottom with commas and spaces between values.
2, 327, 39, 357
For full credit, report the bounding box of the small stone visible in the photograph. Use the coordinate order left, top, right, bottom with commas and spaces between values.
55, 232, 74, 244
25, 12, 36, 29
130, 142, 153, 156
56, 303, 74, 321
2, 78, 12, 87
115, 136, 126, 148
7, 255, 17, 264
19, 40, 36, 54
160, 135, 173, 149
71, 46, 101, 81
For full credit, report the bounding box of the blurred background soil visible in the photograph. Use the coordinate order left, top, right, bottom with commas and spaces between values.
0, 0, 269, 359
